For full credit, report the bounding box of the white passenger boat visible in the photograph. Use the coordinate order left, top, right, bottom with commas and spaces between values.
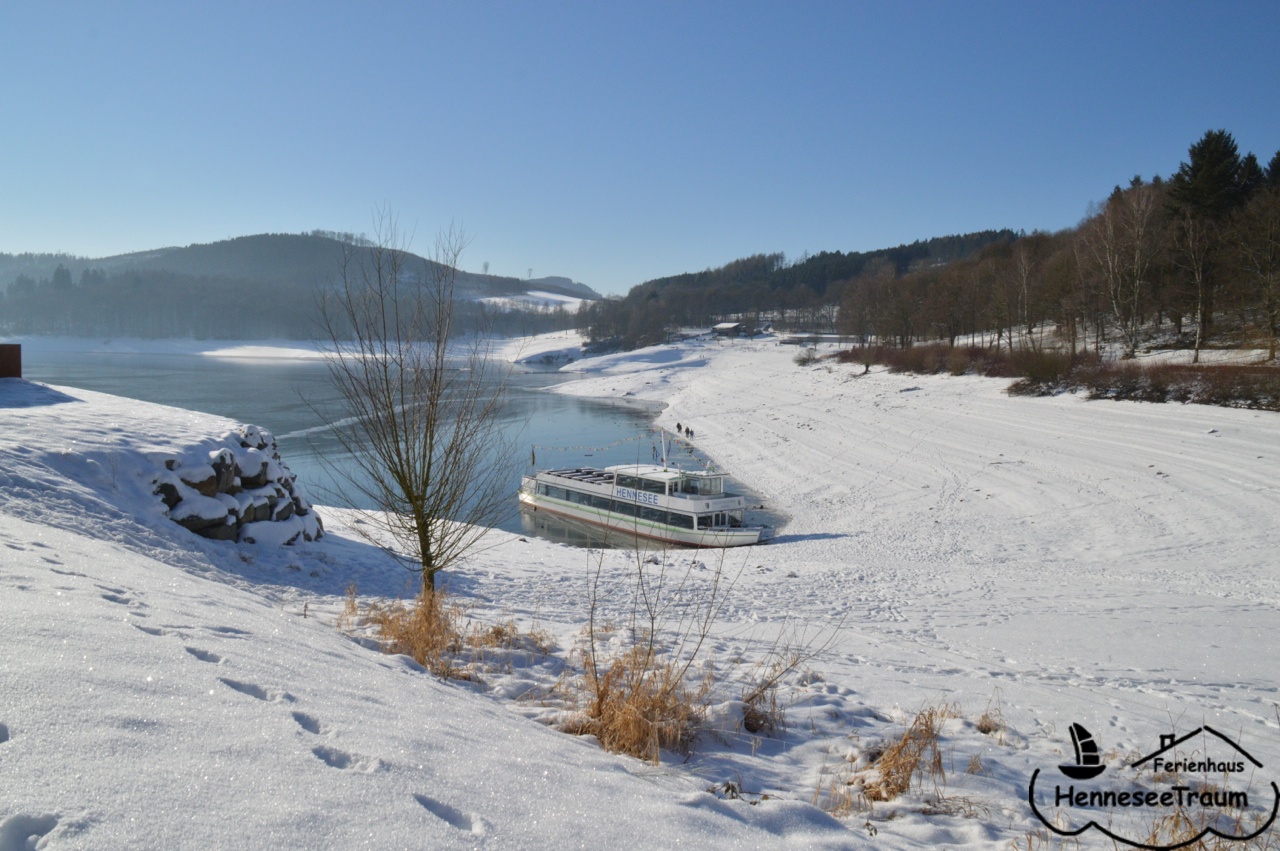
518, 461, 771, 548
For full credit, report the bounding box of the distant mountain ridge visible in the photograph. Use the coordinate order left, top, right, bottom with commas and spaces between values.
0, 233, 596, 339
0, 233, 601, 302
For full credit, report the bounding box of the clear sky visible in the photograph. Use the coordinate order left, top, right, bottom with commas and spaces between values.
2, 2, 1278, 294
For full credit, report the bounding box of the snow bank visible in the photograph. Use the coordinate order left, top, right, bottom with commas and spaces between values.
5, 329, 1280, 848
0, 377, 852, 849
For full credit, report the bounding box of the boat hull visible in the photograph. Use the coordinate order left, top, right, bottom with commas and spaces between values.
518, 489, 764, 548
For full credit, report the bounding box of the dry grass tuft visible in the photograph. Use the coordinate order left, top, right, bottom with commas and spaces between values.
365, 589, 471, 679
1010, 826, 1080, 850
470, 618, 521, 649
975, 705, 1005, 737
812, 776, 867, 818
1137, 799, 1280, 851
863, 703, 955, 802
568, 644, 712, 763
336, 582, 359, 630
740, 650, 804, 735
919, 794, 989, 819
467, 617, 556, 655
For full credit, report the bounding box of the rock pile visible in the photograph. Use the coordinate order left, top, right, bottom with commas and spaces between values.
152, 425, 323, 546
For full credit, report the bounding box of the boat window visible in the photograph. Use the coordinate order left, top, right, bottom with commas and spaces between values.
680, 477, 722, 496
590, 495, 610, 510
639, 506, 664, 524
728, 510, 744, 528
547, 486, 567, 500
537, 484, 548, 496
668, 513, 694, 529
611, 499, 636, 517
640, 478, 667, 495
616, 475, 640, 490
697, 514, 713, 530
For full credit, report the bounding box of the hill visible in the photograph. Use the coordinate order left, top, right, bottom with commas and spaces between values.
579, 229, 1017, 348
0, 234, 599, 339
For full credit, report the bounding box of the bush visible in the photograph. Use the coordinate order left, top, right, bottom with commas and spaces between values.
1071, 362, 1280, 410
793, 347, 820, 366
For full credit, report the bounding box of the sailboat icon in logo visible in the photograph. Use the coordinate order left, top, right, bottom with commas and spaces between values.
1059, 723, 1107, 780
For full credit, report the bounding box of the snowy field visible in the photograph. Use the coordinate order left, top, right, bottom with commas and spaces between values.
479, 290, 590, 314
2, 334, 1279, 848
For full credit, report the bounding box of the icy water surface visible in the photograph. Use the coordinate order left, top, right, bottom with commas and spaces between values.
22, 349, 663, 534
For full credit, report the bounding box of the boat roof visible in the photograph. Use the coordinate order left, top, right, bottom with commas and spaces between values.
604, 463, 721, 481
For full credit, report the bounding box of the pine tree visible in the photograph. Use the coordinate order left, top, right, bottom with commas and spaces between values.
1169, 129, 1244, 219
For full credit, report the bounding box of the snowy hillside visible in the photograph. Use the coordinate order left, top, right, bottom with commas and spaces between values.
0, 380, 844, 849
3, 333, 1280, 849
479, 290, 589, 313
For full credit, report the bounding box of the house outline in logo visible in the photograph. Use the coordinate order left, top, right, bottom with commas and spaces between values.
1129, 726, 1264, 774
1028, 724, 1280, 850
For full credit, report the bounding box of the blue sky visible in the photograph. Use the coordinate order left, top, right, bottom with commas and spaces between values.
2, 2, 1278, 294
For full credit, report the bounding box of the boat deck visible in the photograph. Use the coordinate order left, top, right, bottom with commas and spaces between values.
542, 468, 616, 486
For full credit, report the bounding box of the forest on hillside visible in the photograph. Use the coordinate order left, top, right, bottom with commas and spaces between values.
583, 130, 1280, 362
578, 231, 1016, 348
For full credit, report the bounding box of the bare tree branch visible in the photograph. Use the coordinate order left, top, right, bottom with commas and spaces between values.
316, 219, 517, 594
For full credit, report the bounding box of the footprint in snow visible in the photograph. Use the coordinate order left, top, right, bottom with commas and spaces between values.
184, 647, 222, 665
205, 626, 252, 638
218, 678, 294, 704
312, 745, 382, 773
132, 624, 167, 637
99, 588, 146, 609
291, 711, 323, 735
49, 567, 87, 578
414, 794, 488, 837
0, 813, 60, 848
0, 722, 9, 744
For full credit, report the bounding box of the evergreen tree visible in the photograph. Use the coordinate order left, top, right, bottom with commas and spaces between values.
1238, 153, 1265, 200
1266, 150, 1280, 192
1169, 129, 1244, 219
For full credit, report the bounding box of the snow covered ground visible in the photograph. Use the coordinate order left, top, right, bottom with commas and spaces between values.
479, 290, 589, 314
3, 334, 1279, 848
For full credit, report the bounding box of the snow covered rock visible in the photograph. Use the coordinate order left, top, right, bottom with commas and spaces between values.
152, 425, 323, 544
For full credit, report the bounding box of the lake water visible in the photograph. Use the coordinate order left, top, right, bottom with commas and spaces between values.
21, 349, 688, 535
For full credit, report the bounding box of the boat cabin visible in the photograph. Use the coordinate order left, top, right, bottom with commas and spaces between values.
520, 460, 766, 546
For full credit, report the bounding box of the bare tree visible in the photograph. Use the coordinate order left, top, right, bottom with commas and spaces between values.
1172, 210, 1215, 364
1231, 191, 1280, 360
1081, 181, 1161, 358
317, 221, 517, 594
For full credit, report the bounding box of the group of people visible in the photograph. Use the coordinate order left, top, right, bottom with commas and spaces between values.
674, 422, 695, 439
